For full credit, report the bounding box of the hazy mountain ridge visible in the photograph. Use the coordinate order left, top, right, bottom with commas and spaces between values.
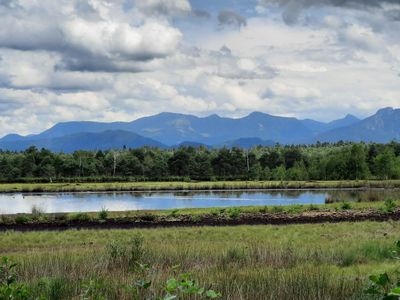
315, 107, 400, 143
0, 130, 166, 152
0, 108, 398, 152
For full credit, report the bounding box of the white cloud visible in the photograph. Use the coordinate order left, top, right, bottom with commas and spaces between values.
135, 0, 191, 16
62, 18, 182, 60
0, 0, 400, 137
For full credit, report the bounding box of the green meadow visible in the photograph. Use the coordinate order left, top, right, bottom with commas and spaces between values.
1, 222, 400, 299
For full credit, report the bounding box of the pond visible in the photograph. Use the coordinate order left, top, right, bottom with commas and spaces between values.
0, 189, 399, 214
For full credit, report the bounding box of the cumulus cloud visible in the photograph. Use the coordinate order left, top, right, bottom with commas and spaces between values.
0, 0, 399, 137
134, 0, 191, 16
218, 10, 247, 29
0, 0, 184, 72
62, 19, 182, 60
258, 0, 400, 24
385, 9, 400, 21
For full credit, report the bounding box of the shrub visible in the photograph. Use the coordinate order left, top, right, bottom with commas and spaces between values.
69, 212, 90, 222
106, 233, 145, 269
210, 209, 219, 217
31, 205, 44, 219
98, 207, 109, 220
308, 204, 320, 211
15, 215, 30, 224
106, 240, 127, 267
128, 234, 145, 267
0, 256, 33, 300
169, 209, 180, 218
364, 240, 400, 298
271, 206, 284, 213
137, 213, 156, 222
383, 198, 397, 213
341, 202, 352, 210
287, 205, 302, 214
54, 214, 67, 222
227, 208, 241, 219
258, 206, 268, 213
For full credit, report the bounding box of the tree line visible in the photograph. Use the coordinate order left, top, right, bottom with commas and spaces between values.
1, 141, 400, 183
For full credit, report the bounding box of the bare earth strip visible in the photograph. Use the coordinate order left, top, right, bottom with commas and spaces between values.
2, 209, 400, 231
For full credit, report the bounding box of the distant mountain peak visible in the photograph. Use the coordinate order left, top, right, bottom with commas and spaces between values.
0, 133, 25, 142
206, 113, 221, 119
343, 114, 359, 120
246, 111, 272, 118
1, 107, 400, 151
376, 107, 394, 114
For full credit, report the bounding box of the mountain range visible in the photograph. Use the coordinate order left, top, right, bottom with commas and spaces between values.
0, 107, 399, 152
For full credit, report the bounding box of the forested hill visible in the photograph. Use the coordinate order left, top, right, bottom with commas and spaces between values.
1, 142, 400, 183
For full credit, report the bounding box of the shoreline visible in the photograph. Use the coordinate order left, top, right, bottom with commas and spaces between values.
1, 180, 400, 193
1, 209, 400, 232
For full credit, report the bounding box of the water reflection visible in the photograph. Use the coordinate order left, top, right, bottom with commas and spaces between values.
0, 189, 399, 214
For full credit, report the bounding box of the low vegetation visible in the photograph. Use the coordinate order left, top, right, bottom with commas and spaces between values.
0, 199, 399, 228
1, 222, 400, 299
1, 179, 400, 193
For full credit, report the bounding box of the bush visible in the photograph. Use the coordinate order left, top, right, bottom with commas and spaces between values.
271, 206, 284, 213
364, 240, 400, 298
287, 205, 302, 214
227, 207, 241, 219
98, 207, 109, 220
31, 205, 44, 219
69, 212, 90, 222
169, 209, 180, 218
137, 213, 156, 222
383, 198, 397, 213
15, 215, 30, 224
308, 204, 320, 211
0, 256, 33, 300
106, 233, 145, 270
54, 214, 67, 222
341, 202, 352, 210
258, 206, 268, 213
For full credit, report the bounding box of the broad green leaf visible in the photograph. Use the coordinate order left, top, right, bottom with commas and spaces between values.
166, 279, 178, 293
206, 290, 222, 298
389, 286, 400, 296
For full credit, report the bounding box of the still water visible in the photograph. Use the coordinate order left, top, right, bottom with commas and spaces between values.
0, 189, 399, 214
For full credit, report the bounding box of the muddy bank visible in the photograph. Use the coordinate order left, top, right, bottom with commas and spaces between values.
1, 210, 400, 231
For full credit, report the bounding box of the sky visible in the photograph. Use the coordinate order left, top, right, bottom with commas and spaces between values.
0, 0, 400, 136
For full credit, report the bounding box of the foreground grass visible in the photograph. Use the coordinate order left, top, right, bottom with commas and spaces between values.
1, 179, 400, 193
1, 222, 400, 299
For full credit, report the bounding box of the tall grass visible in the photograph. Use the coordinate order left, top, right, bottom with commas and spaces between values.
1, 179, 400, 193
2, 222, 400, 299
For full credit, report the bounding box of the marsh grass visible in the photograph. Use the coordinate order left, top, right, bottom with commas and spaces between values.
2, 222, 400, 299
2, 179, 400, 193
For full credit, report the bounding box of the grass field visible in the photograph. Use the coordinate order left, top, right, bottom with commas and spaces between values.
1, 179, 400, 193
1, 222, 400, 299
